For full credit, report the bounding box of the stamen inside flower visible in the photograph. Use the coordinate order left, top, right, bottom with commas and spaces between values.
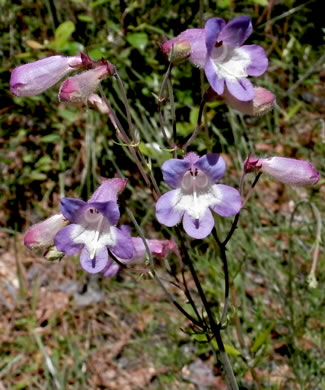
181, 169, 210, 219
84, 207, 105, 265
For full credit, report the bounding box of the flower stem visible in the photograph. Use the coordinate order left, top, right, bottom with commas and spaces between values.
176, 228, 239, 390
183, 97, 207, 150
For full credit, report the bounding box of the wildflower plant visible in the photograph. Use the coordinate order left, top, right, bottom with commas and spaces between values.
14, 11, 321, 390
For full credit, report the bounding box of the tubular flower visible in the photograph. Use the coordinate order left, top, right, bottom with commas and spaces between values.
24, 214, 68, 249
156, 153, 242, 239
10, 55, 83, 96
54, 178, 134, 274
58, 63, 113, 104
244, 156, 321, 186
162, 16, 268, 101
101, 226, 179, 278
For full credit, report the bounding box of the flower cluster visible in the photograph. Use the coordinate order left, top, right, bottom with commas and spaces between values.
10, 53, 114, 107
24, 178, 178, 277
162, 16, 274, 114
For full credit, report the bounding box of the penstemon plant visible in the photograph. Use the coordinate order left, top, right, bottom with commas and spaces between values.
13, 14, 320, 390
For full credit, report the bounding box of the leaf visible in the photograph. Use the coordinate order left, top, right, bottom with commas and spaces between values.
217, 0, 231, 8
54, 21, 75, 49
30, 171, 47, 181
211, 340, 241, 356
77, 14, 93, 23
251, 0, 268, 5
127, 33, 148, 51
250, 322, 274, 353
41, 134, 61, 143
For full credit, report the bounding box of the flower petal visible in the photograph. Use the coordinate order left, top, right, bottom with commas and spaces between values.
102, 262, 120, 278
162, 159, 191, 188
205, 59, 225, 95
218, 16, 252, 47
195, 154, 226, 182
60, 198, 87, 223
183, 208, 214, 239
90, 201, 120, 225
242, 45, 268, 76
156, 190, 184, 227
80, 247, 109, 274
89, 178, 127, 202
225, 78, 255, 101
211, 184, 241, 217
109, 226, 134, 259
54, 225, 83, 255
204, 18, 226, 55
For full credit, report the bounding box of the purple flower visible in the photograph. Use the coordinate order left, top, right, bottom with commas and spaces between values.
10, 55, 83, 97
222, 87, 275, 116
162, 16, 268, 101
244, 156, 320, 186
156, 153, 242, 239
58, 63, 113, 104
54, 178, 134, 274
101, 226, 179, 278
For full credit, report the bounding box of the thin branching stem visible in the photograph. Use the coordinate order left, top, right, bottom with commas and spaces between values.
99, 85, 160, 200
212, 228, 230, 327
175, 228, 239, 390
183, 97, 207, 151
126, 208, 203, 328
158, 62, 175, 148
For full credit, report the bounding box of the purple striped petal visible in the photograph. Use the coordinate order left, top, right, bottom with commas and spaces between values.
183, 208, 214, 239
205, 59, 225, 95
90, 201, 120, 225
225, 78, 255, 101
162, 159, 191, 188
211, 184, 241, 217
54, 225, 83, 255
109, 227, 134, 259
194, 154, 226, 182
218, 16, 252, 47
156, 190, 183, 227
60, 198, 87, 223
80, 247, 109, 274
242, 45, 268, 76
205, 18, 226, 55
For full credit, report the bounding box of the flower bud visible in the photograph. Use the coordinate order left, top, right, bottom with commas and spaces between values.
244, 155, 262, 173
10, 55, 82, 96
161, 39, 191, 65
24, 214, 68, 249
244, 156, 320, 186
58, 64, 112, 104
160, 29, 206, 68
223, 87, 275, 116
44, 246, 65, 261
128, 238, 179, 264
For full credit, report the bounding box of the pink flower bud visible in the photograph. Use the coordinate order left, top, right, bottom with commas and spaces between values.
128, 238, 179, 264
24, 214, 68, 249
58, 64, 112, 104
223, 87, 275, 116
10, 55, 82, 96
161, 39, 192, 64
244, 155, 262, 173
245, 156, 320, 186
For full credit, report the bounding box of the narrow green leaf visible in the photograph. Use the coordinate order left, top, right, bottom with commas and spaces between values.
127, 33, 148, 51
